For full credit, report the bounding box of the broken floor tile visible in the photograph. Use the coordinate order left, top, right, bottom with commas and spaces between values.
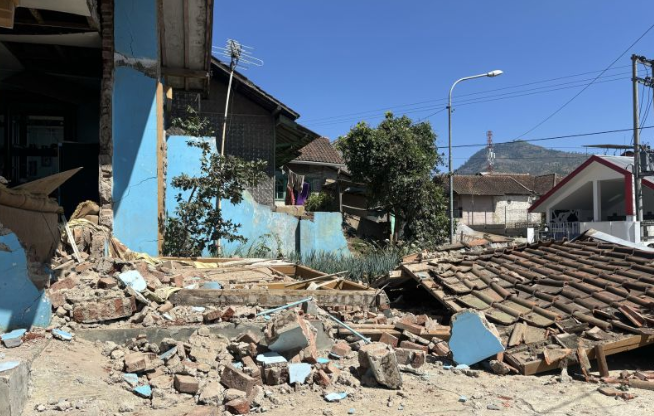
449, 310, 504, 366
123, 373, 139, 387
1, 329, 26, 348
118, 270, 147, 292
256, 352, 287, 365
324, 392, 347, 402
133, 384, 152, 398
0, 361, 20, 373
52, 329, 73, 341
289, 363, 311, 384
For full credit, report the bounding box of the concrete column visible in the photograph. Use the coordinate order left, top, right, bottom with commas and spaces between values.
112, 0, 160, 255
593, 180, 601, 222
546, 209, 552, 223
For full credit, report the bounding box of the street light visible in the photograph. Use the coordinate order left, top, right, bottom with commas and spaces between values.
448, 70, 503, 244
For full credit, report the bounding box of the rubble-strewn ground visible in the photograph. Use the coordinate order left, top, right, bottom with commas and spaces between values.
20, 338, 654, 416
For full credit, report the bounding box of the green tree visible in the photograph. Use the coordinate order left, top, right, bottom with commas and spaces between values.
336, 112, 448, 245
163, 108, 267, 257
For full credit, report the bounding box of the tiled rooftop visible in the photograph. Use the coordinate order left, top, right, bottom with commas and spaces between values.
292, 137, 344, 165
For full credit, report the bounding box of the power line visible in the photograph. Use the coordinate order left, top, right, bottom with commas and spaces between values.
450, 125, 654, 149
515, 22, 654, 139
301, 65, 632, 124
309, 74, 630, 127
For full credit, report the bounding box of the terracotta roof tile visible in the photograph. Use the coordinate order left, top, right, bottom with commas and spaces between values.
293, 137, 344, 165
449, 173, 558, 196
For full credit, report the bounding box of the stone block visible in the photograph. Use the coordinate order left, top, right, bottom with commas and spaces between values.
313, 369, 330, 387
124, 352, 161, 373
97, 277, 118, 289
199, 381, 225, 406
358, 342, 402, 389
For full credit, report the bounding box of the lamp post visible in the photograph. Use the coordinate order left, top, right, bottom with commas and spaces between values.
448, 70, 503, 244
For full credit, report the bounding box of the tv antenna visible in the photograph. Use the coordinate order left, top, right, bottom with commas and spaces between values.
211, 39, 264, 155
486, 130, 495, 173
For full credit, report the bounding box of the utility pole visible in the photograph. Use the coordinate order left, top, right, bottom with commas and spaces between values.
211, 39, 263, 254
632, 54, 654, 223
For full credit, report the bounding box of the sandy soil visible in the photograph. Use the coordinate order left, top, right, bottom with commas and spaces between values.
20, 339, 654, 416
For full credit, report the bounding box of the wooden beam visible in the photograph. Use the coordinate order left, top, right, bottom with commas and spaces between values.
28, 9, 44, 24
182, 0, 189, 91
170, 288, 379, 309
594, 344, 610, 378
14, 19, 92, 31
161, 67, 208, 79
508, 334, 654, 376
156, 81, 165, 255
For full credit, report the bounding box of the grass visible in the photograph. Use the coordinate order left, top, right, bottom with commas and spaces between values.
224, 234, 406, 283
285, 247, 403, 283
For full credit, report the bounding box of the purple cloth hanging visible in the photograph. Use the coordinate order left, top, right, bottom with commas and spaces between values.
296, 182, 310, 205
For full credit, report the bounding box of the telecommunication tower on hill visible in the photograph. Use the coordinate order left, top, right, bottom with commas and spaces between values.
486, 130, 495, 173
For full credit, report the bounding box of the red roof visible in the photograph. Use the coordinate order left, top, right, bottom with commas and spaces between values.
528, 155, 654, 214
292, 137, 344, 165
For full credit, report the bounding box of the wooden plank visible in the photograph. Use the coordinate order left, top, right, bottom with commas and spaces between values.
170, 288, 378, 309
156, 81, 165, 255
512, 334, 654, 376
295, 264, 327, 279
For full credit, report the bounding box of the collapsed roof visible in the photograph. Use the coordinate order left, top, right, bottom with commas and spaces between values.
398, 230, 654, 375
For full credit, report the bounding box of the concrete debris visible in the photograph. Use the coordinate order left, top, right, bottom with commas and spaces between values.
0, 329, 26, 348
358, 342, 402, 389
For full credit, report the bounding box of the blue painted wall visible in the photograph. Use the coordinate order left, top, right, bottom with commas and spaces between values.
0, 231, 51, 333
299, 212, 350, 256
166, 135, 350, 256
112, 0, 160, 255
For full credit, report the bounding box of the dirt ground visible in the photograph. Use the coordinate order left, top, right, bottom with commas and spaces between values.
19, 339, 654, 416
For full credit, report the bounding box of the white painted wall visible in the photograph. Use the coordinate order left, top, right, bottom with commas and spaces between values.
579, 221, 640, 243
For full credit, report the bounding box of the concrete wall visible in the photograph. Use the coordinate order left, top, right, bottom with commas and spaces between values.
166, 135, 350, 256
0, 227, 51, 333
456, 194, 541, 225
112, 0, 160, 255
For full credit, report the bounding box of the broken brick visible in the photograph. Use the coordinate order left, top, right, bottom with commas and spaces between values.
242, 356, 261, 379
72, 297, 136, 323
203, 309, 222, 323
97, 277, 118, 289
314, 369, 331, 387
330, 341, 352, 358
50, 278, 76, 292
124, 352, 161, 373
221, 364, 257, 395
236, 331, 261, 345
394, 321, 424, 335
225, 398, 250, 415
379, 332, 399, 348
399, 340, 428, 352
174, 374, 199, 394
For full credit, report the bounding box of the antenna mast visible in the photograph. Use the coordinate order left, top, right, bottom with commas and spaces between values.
212, 39, 264, 155
486, 130, 495, 173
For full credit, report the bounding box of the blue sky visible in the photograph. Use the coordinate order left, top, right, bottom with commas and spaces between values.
213, 1, 654, 169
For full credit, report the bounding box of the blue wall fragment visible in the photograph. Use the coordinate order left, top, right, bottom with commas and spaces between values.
0, 232, 52, 333
449, 310, 504, 366
112, 0, 160, 256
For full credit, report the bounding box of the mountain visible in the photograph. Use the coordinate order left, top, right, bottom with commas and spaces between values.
455, 141, 589, 176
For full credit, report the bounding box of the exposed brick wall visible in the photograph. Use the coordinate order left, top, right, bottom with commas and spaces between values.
170, 89, 276, 207
98, 0, 114, 229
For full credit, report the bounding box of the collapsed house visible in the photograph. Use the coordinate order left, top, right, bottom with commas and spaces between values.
391, 229, 654, 375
